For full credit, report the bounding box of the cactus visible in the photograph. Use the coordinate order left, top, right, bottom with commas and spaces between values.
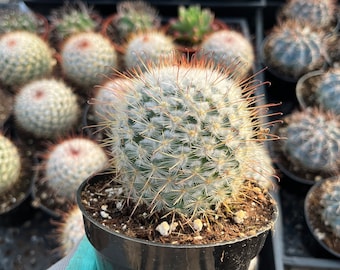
101, 55, 275, 220
315, 68, 340, 114
60, 32, 118, 90
197, 29, 255, 79
0, 31, 55, 88
55, 205, 85, 256
41, 137, 109, 201
168, 5, 215, 46
320, 176, 340, 238
262, 20, 326, 81
0, 8, 40, 34
0, 133, 21, 195
49, 1, 100, 45
123, 31, 176, 71
13, 78, 81, 139
279, 0, 337, 30
279, 108, 340, 173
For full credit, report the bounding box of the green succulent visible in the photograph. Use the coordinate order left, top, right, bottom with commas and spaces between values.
0, 8, 40, 34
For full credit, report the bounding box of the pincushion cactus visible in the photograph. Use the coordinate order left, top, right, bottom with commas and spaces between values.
123, 31, 176, 71
279, 0, 337, 30
0, 133, 21, 195
101, 55, 276, 220
262, 20, 326, 81
320, 177, 340, 238
0, 31, 55, 88
41, 137, 109, 201
279, 108, 340, 173
197, 29, 255, 79
13, 78, 81, 139
60, 32, 118, 90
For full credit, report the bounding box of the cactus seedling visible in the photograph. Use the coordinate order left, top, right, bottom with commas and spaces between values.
60, 32, 118, 90
13, 78, 81, 139
0, 31, 55, 88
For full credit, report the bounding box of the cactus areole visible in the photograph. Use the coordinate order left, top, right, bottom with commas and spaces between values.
78, 56, 278, 269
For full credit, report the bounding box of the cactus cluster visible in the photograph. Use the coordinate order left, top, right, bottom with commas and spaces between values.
101, 56, 274, 219
320, 177, 340, 238
41, 137, 108, 201
0, 133, 21, 195
60, 32, 118, 90
123, 31, 176, 71
262, 20, 326, 81
279, 108, 340, 173
0, 31, 55, 88
13, 78, 81, 139
197, 29, 255, 79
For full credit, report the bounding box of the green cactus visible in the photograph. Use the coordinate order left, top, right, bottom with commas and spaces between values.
101, 56, 275, 220
60, 32, 118, 90
262, 20, 326, 81
123, 31, 176, 71
168, 5, 215, 45
49, 1, 100, 45
0, 31, 55, 88
0, 133, 21, 195
280, 108, 340, 173
315, 68, 340, 114
279, 0, 337, 30
0, 8, 40, 34
197, 29, 255, 79
320, 176, 340, 238
42, 137, 109, 201
13, 78, 81, 139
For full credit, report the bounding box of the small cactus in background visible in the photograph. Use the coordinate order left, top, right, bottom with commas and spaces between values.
123, 31, 176, 71
54, 205, 85, 256
101, 55, 275, 220
197, 29, 255, 79
0, 31, 55, 88
60, 32, 118, 90
279, 0, 337, 30
49, 1, 100, 46
41, 137, 109, 202
279, 108, 340, 173
13, 78, 81, 139
262, 20, 326, 81
0, 133, 21, 195
320, 176, 340, 238
315, 68, 340, 115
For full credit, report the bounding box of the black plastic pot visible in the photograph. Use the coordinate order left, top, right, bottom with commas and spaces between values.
77, 173, 278, 270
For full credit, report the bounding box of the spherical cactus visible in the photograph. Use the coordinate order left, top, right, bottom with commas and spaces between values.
60, 32, 118, 90
315, 68, 340, 114
0, 8, 40, 34
123, 31, 176, 71
55, 205, 85, 256
279, 108, 340, 173
0, 31, 55, 88
197, 29, 255, 79
0, 133, 21, 195
101, 55, 275, 219
262, 21, 326, 81
13, 78, 81, 139
279, 0, 337, 30
320, 176, 340, 238
42, 137, 109, 201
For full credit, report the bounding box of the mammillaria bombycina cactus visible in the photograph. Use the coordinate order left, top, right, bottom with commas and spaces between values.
100, 55, 277, 226
262, 20, 326, 81
0, 31, 55, 89
0, 133, 21, 195
13, 78, 81, 139
60, 32, 118, 90
279, 0, 337, 30
198, 29, 255, 79
320, 177, 340, 239
123, 31, 176, 71
279, 108, 340, 174
41, 137, 109, 202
